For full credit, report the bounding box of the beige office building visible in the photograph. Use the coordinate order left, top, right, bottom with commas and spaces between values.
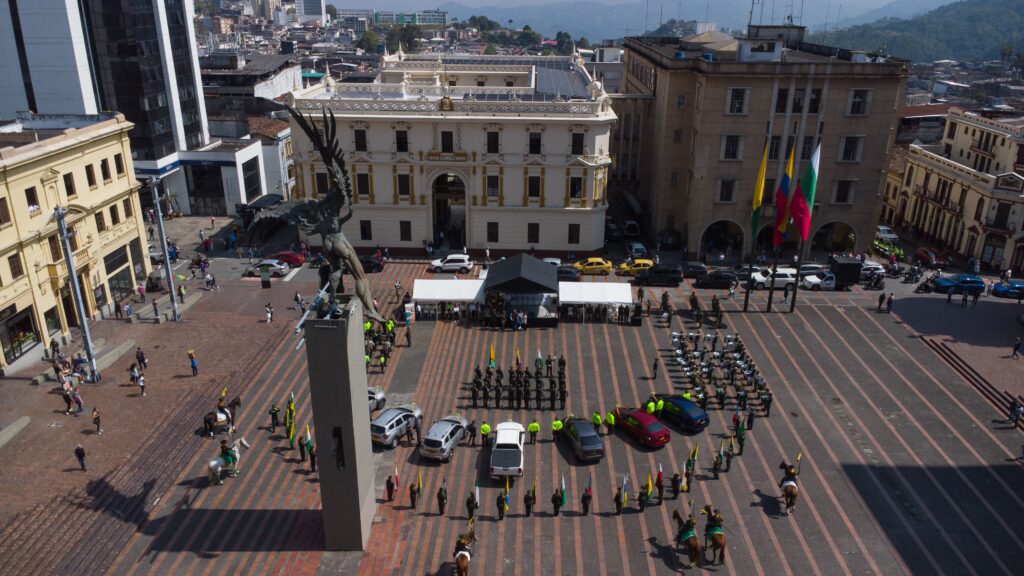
613, 26, 906, 259
0, 113, 149, 369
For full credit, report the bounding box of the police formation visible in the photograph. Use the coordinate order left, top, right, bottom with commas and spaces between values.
468, 353, 569, 411
363, 317, 399, 373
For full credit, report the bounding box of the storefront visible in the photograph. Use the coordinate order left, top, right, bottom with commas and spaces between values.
0, 304, 39, 365
104, 244, 137, 305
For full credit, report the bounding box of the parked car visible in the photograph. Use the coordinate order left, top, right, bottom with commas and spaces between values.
681, 261, 709, 280
695, 271, 739, 289
798, 262, 827, 278
633, 265, 683, 287
614, 407, 670, 448
360, 255, 385, 273
557, 266, 582, 282
623, 220, 641, 238
489, 421, 525, 478
933, 274, 986, 295
651, 394, 709, 433
419, 414, 468, 462
876, 225, 900, 244
543, 257, 562, 267
802, 272, 837, 291
605, 222, 624, 241
627, 242, 648, 259
859, 261, 886, 281
617, 258, 655, 276
370, 404, 423, 449
748, 267, 798, 290
914, 247, 948, 269
574, 257, 613, 275
561, 416, 605, 462
992, 280, 1024, 298
430, 254, 473, 273
367, 386, 387, 412
270, 251, 305, 267
244, 259, 290, 277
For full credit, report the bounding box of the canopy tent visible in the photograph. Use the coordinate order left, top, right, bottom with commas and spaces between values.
412, 279, 485, 302
558, 281, 633, 305
483, 254, 558, 294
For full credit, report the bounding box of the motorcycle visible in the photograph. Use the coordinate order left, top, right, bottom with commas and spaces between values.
886, 264, 903, 278
863, 271, 885, 290
914, 279, 933, 293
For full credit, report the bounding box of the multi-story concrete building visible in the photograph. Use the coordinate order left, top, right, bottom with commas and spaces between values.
201, 53, 302, 100
296, 0, 328, 26
0, 113, 148, 370
895, 108, 1024, 271
288, 53, 615, 252
374, 10, 448, 26
614, 26, 906, 259
248, 117, 295, 199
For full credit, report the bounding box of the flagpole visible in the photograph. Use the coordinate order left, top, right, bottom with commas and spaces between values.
742, 244, 757, 312
789, 239, 806, 313
765, 251, 780, 312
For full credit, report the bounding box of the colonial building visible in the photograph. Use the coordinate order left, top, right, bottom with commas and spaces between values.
288, 53, 615, 252
0, 113, 148, 369
614, 26, 906, 259
896, 108, 1024, 271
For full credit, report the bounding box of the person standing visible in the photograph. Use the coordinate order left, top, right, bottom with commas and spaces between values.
409, 483, 419, 509
655, 474, 665, 504
265, 303, 274, 323
605, 410, 616, 436
1012, 337, 1021, 359
466, 420, 477, 446
61, 388, 73, 415
528, 419, 540, 444
466, 492, 478, 520
479, 421, 491, 445
782, 283, 790, 304
405, 326, 412, 347
961, 290, 969, 309
74, 445, 87, 471
497, 490, 506, 520
269, 404, 281, 433
559, 387, 567, 410
92, 408, 102, 435
309, 444, 318, 473
972, 290, 980, 307
437, 485, 448, 516
877, 293, 886, 312
178, 284, 186, 304
298, 433, 307, 462
551, 489, 563, 517
135, 347, 148, 369
137, 283, 146, 302
524, 488, 536, 517
613, 488, 623, 515
637, 490, 647, 513
886, 293, 894, 313
137, 374, 146, 397
189, 351, 198, 376
651, 358, 659, 381
385, 475, 395, 502
746, 409, 755, 431
71, 387, 84, 415
581, 489, 592, 516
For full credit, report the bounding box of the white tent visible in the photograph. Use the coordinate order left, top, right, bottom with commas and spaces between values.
558, 281, 632, 305
412, 279, 485, 302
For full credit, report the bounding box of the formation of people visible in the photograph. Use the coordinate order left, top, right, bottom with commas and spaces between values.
362, 316, 407, 373
468, 353, 569, 410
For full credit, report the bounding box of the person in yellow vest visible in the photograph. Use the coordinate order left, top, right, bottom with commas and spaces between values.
604, 410, 616, 435
592, 411, 603, 430
479, 421, 492, 445
646, 399, 656, 415
656, 397, 665, 414
551, 418, 563, 440
527, 419, 540, 444
683, 390, 692, 400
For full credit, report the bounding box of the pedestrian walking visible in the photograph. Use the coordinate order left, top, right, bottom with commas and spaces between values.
177, 284, 186, 304
409, 483, 419, 509
298, 435, 307, 462
713, 455, 722, 479
651, 358, 659, 381
269, 403, 281, 433
972, 290, 980, 307
655, 474, 665, 504
124, 303, 133, 319
437, 486, 447, 515
782, 284, 790, 304
385, 475, 395, 502
961, 291, 969, 308
71, 387, 84, 415
309, 444, 317, 473
265, 303, 274, 323
135, 347, 148, 369
189, 350, 198, 376
414, 417, 422, 444
137, 283, 146, 302
152, 300, 159, 319
886, 293, 894, 313
114, 301, 123, 319
746, 409, 755, 431
92, 408, 102, 434
405, 326, 412, 347
1012, 337, 1021, 359
877, 293, 886, 312
75, 445, 87, 471
137, 374, 146, 396
671, 472, 682, 499
61, 388, 72, 415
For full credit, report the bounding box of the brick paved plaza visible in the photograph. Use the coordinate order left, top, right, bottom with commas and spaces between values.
1, 219, 1023, 575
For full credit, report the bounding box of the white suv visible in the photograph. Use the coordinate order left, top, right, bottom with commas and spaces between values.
749, 267, 798, 290
430, 254, 473, 273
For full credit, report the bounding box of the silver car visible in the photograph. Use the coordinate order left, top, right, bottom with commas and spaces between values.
244, 259, 290, 277
418, 414, 468, 462
368, 386, 386, 412
370, 404, 423, 448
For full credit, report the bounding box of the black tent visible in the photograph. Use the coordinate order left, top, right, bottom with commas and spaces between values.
483, 254, 558, 294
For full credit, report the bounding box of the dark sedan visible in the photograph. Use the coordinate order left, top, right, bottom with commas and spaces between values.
651, 394, 709, 433
993, 280, 1024, 298
933, 274, 986, 295
681, 262, 709, 279
557, 266, 582, 282
695, 271, 739, 289
358, 255, 385, 273
633, 265, 682, 287
562, 416, 605, 462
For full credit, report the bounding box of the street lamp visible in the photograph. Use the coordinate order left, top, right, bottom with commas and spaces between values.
149, 177, 181, 321
52, 206, 99, 382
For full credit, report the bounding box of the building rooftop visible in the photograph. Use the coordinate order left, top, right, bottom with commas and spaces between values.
247, 117, 290, 140
0, 112, 128, 157
200, 53, 296, 77
900, 103, 957, 119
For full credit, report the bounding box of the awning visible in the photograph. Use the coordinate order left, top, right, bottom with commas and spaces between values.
558, 281, 633, 305
483, 254, 559, 294
412, 279, 484, 302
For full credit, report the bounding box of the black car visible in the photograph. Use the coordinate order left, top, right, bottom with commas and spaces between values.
695, 271, 738, 289
634, 265, 683, 286
557, 266, 582, 282
562, 416, 605, 462
681, 262, 709, 279
359, 255, 385, 273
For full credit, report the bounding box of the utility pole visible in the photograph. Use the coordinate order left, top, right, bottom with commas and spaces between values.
149, 177, 181, 321
53, 206, 99, 382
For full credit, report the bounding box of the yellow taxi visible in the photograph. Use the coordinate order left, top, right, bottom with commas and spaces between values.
617, 258, 654, 276
573, 257, 613, 275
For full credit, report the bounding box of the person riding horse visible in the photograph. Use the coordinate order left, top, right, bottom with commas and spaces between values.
220, 439, 237, 468
705, 508, 724, 538
217, 396, 231, 425
778, 461, 799, 488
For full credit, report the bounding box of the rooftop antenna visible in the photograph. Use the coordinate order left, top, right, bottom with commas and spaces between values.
705, 1, 710, 25
659, 3, 663, 29
644, 0, 649, 34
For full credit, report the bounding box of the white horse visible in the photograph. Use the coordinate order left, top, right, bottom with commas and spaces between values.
208, 436, 250, 486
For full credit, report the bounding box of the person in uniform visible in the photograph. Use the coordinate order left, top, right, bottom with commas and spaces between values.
558, 354, 567, 375
713, 455, 722, 479
559, 388, 568, 410
437, 485, 448, 515
656, 474, 665, 504
480, 421, 491, 444
497, 490, 507, 520
545, 355, 554, 377
471, 384, 479, 408
605, 410, 616, 435
409, 483, 419, 508
613, 488, 623, 515
466, 492, 478, 519
551, 489, 563, 517
551, 418, 563, 440
671, 472, 682, 499
524, 488, 535, 516
385, 475, 395, 502
581, 489, 592, 515
637, 490, 648, 513
482, 385, 490, 408
524, 385, 532, 408
528, 419, 540, 444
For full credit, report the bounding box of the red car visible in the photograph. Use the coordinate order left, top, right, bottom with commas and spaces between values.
914, 247, 947, 269
615, 407, 670, 448
270, 251, 305, 267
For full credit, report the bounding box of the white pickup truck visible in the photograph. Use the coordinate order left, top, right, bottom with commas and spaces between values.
488, 421, 525, 479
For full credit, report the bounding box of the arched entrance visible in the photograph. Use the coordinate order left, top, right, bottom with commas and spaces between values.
811, 222, 856, 255
755, 225, 798, 261
432, 173, 467, 249
981, 233, 1008, 270
700, 220, 744, 264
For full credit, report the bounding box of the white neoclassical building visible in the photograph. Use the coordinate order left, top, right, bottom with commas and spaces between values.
288, 52, 616, 253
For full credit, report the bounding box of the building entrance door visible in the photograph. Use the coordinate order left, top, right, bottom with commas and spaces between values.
432, 173, 467, 249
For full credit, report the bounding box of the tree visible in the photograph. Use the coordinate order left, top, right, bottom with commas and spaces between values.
516, 29, 541, 48
484, 44, 497, 55
355, 30, 378, 52
577, 37, 591, 49
325, 4, 337, 20
385, 24, 423, 53
555, 31, 573, 55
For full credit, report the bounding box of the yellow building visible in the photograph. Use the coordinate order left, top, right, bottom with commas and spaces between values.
0, 113, 149, 369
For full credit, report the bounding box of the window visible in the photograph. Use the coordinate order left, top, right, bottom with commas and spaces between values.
833, 180, 855, 204
840, 136, 864, 162
395, 130, 409, 153
487, 222, 499, 243
355, 173, 370, 196
114, 153, 125, 175
721, 135, 743, 160
354, 129, 367, 152
505, 81, 514, 87
95, 212, 106, 232
528, 176, 541, 198
486, 175, 500, 197
792, 89, 805, 113
396, 174, 411, 197
848, 89, 871, 115
48, 235, 63, 261
109, 204, 120, 225
768, 136, 781, 160
486, 131, 499, 154
8, 253, 23, 279
528, 132, 542, 155
399, 221, 411, 242
315, 173, 329, 196
717, 179, 737, 203
801, 136, 815, 160
0, 198, 10, 227
726, 88, 749, 114
568, 223, 581, 245
25, 186, 39, 212
448, 80, 456, 87
86, 165, 97, 187
571, 133, 585, 155
673, 129, 683, 143
904, 166, 914, 185
527, 222, 540, 244
441, 131, 454, 153
808, 89, 822, 113
477, 81, 485, 87
765, 178, 776, 195
569, 177, 583, 199
359, 220, 372, 241
775, 88, 788, 113
670, 170, 679, 187
63, 173, 76, 197
676, 95, 686, 109
100, 158, 111, 181
123, 198, 132, 219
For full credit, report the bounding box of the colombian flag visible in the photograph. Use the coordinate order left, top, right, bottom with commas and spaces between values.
622, 475, 629, 506
504, 476, 510, 511
489, 344, 495, 368
788, 144, 821, 241
773, 144, 796, 246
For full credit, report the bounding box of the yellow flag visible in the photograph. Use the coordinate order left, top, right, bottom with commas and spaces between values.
646, 472, 653, 497
221, 387, 227, 397
418, 470, 423, 492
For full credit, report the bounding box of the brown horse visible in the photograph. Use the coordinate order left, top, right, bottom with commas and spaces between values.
672, 509, 702, 568
454, 528, 477, 576
701, 505, 727, 565
782, 482, 798, 515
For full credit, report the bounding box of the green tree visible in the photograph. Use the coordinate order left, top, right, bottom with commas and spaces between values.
385, 25, 423, 53
515, 29, 541, 48
555, 31, 573, 55
325, 4, 337, 20
355, 30, 378, 52
577, 37, 591, 49
484, 44, 498, 55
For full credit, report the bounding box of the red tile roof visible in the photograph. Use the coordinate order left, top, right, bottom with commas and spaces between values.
899, 103, 956, 119
247, 116, 290, 140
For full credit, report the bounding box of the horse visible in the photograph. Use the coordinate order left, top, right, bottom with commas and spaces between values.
453, 527, 477, 576
203, 396, 241, 437
701, 505, 727, 565
672, 509, 702, 568
782, 477, 799, 516
207, 435, 249, 486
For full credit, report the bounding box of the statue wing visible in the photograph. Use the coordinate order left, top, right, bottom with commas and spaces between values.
246, 200, 322, 244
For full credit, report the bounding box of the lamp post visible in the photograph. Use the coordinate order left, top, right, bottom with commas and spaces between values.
149, 177, 181, 321
52, 206, 99, 381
